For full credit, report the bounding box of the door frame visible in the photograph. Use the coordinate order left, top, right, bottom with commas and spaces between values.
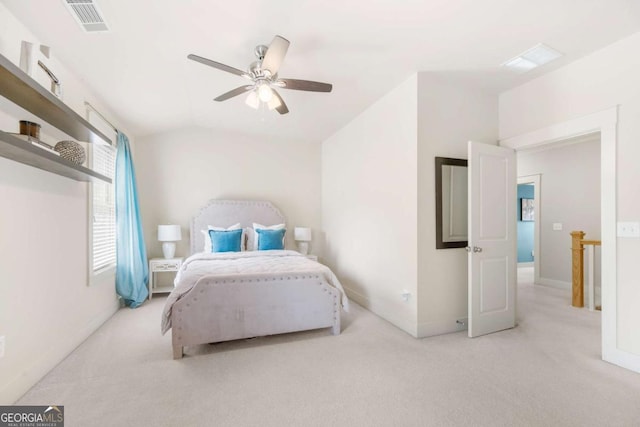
517, 175, 541, 281
500, 106, 640, 373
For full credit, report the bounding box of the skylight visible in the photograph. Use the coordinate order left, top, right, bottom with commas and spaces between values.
503, 44, 563, 73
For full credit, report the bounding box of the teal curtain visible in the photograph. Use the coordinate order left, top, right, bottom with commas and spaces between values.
115, 131, 148, 307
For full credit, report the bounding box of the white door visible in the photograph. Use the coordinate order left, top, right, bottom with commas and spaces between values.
468, 141, 517, 337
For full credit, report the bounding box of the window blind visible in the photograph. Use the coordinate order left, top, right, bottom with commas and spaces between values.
91, 142, 116, 272
87, 108, 117, 275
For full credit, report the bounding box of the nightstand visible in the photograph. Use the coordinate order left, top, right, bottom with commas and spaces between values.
305, 254, 318, 262
148, 257, 183, 300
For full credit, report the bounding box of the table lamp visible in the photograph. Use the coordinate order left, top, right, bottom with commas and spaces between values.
294, 227, 312, 255
158, 224, 181, 259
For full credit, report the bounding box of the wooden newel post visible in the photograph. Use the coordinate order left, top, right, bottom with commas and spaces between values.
571, 231, 586, 307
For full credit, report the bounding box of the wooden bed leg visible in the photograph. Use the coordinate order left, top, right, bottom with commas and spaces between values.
173, 345, 183, 359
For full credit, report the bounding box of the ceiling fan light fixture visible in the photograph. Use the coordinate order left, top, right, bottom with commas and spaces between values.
257, 83, 273, 102
245, 91, 260, 109
188, 34, 331, 115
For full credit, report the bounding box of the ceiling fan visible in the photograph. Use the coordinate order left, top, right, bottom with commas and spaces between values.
188, 35, 332, 115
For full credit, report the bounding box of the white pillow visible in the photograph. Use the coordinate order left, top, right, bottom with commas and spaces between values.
201, 223, 243, 252
250, 223, 286, 251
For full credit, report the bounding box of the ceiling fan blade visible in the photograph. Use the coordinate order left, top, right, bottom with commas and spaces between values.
261, 35, 290, 75
276, 78, 332, 92
214, 85, 254, 102
271, 89, 289, 115
187, 54, 249, 78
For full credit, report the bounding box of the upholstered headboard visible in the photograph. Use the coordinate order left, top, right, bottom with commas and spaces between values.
190, 200, 286, 255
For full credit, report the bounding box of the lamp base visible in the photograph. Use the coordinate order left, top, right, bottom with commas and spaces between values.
162, 242, 176, 259
297, 241, 309, 255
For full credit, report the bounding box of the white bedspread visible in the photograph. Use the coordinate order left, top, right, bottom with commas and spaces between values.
161, 250, 349, 334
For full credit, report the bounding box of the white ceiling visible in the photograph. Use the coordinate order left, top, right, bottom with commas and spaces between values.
3, 0, 640, 142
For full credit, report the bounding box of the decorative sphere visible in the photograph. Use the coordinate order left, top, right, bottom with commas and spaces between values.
54, 140, 86, 165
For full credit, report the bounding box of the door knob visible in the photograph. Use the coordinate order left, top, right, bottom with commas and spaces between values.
465, 246, 472, 253
473, 246, 483, 253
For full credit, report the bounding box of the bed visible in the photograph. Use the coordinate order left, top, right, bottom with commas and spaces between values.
161, 199, 349, 359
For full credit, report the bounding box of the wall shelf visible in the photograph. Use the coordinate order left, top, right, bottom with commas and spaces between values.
0, 53, 113, 183
0, 53, 112, 145
0, 130, 111, 183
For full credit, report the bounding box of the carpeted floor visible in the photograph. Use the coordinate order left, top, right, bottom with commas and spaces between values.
17, 268, 640, 426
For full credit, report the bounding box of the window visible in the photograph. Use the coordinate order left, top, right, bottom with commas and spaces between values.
87, 110, 117, 280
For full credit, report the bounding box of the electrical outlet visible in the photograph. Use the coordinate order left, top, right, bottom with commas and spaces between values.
552, 223, 563, 231
401, 290, 411, 302
617, 222, 640, 238
0, 336, 5, 358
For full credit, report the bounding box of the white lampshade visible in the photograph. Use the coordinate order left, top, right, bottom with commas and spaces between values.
158, 225, 181, 259
258, 83, 273, 102
294, 227, 312, 242
245, 91, 259, 109
157, 225, 182, 242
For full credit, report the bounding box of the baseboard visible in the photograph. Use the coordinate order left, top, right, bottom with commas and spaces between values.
603, 347, 640, 374
518, 262, 534, 267
417, 317, 467, 338
0, 300, 119, 404
345, 286, 467, 338
537, 277, 571, 290
344, 286, 417, 337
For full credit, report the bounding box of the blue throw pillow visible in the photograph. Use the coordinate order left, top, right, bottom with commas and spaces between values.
208, 229, 243, 252
256, 228, 286, 250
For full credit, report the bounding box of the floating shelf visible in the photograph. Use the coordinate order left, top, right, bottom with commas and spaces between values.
0, 130, 111, 183
0, 53, 113, 183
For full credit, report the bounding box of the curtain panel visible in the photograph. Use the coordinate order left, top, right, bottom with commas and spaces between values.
115, 131, 149, 307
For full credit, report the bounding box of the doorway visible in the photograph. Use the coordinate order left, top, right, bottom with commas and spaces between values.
516, 176, 538, 310
517, 182, 535, 267
516, 175, 540, 283
516, 134, 602, 295
499, 107, 630, 370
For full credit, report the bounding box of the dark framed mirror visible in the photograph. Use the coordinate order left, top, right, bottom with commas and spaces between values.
435, 157, 468, 249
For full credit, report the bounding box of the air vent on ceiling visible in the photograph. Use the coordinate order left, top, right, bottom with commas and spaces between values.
503, 43, 562, 73
63, 0, 109, 32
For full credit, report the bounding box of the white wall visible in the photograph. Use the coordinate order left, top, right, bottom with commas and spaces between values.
322, 75, 419, 336
135, 128, 322, 261
518, 138, 601, 288
321, 73, 498, 337
500, 31, 640, 356
0, 4, 132, 403
416, 73, 498, 336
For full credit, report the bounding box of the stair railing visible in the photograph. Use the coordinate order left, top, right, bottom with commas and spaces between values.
570, 230, 601, 311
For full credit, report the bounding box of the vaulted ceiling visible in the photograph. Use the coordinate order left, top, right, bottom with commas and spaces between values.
3, 0, 640, 142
